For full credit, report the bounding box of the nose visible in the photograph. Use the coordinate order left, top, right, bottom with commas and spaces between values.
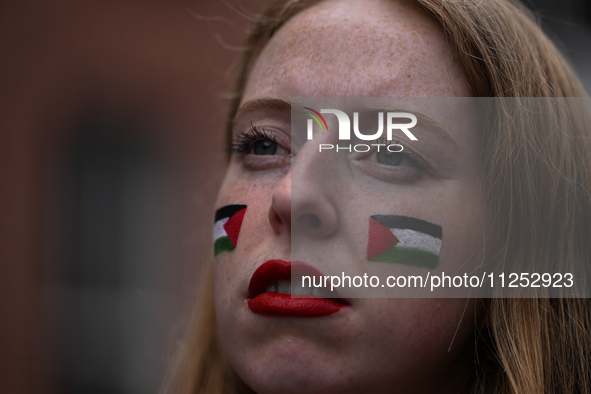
269, 164, 338, 239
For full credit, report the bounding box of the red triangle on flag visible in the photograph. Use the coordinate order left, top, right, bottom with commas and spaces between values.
367, 217, 399, 260
223, 207, 247, 247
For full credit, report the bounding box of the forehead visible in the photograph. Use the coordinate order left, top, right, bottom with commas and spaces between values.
242, 0, 471, 101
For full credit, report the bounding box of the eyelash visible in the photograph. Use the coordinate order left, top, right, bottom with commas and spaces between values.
230, 123, 279, 154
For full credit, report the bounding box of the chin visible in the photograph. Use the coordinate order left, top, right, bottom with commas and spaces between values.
235, 361, 361, 394
222, 325, 473, 394
225, 334, 416, 394
226, 336, 357, 394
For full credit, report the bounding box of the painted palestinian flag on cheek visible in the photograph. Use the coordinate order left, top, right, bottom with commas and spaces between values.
367, 215, 442, 269
214, 205, 247, 256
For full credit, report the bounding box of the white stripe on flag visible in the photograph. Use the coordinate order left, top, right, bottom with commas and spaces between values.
391, 228, 442, 255
213, 217, 229, 241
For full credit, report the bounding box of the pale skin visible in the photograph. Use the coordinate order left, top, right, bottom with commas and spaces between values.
214, 0, 488, 393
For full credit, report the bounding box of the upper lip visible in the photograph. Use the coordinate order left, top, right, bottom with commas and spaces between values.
248, 259, 347, 302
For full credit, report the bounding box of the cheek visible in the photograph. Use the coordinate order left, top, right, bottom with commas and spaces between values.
213, 183, 272, 289
437, 183, 488, 269
345, 179, 487, 265
213, 170, 286, 323
215, 171, 278, 247
357, 298, 476, 373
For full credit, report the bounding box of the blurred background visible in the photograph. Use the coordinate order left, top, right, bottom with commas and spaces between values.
0, 0, 589, 393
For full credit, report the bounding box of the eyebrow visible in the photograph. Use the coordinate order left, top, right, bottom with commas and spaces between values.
234, 98, 291, 123
412, 112, 459, 149
362, 108, 459, 149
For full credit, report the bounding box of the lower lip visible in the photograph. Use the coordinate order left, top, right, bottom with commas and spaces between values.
248, 292, 347, 317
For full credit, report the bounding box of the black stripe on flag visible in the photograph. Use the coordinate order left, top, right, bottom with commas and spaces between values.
215, 204, 247, 223
371, 215, 442, 240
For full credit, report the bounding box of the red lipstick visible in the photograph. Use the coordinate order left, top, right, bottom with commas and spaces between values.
247, 259, 349, 317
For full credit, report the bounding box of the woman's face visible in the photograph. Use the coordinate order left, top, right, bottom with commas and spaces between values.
214, 0, 486, 393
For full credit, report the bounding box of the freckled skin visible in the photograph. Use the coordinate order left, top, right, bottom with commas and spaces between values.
214, 1, 485, 393
244, 0, 470, 98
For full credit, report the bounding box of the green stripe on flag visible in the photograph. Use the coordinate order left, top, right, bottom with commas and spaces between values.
214, 236, 234, 256
369, 246, 439, 269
